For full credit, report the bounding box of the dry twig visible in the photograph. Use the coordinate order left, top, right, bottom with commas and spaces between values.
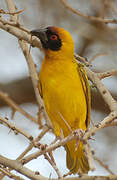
60, 0, 117, 24
0, 8, 25, 15
98, 69, 117, 79
0, 116, 33, 141
94, 156, 114, 175
5, 0, 44, 127
88, 53, 108, 65
44, 153, 63, 179
83, 142, 95, 171
17, 125, 50, 160
21, 130, 83, 164
0, 155, 47, 180
0, 165, 25, 180
0, 91, 37, 123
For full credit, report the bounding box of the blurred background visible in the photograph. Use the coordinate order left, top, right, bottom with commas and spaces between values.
0, 0, 117, 179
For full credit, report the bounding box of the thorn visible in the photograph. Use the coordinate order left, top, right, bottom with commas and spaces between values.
11, 109, 16, 119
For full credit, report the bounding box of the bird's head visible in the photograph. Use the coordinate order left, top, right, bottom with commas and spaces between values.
30, 26, 74, 58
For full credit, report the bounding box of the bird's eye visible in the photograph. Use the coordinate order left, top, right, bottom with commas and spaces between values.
50, 34, 58, 40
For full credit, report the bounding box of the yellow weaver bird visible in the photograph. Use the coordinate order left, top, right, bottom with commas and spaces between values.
31, 26, 91, 174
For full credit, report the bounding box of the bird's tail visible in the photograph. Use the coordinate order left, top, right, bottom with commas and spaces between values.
65, 140, 89, 174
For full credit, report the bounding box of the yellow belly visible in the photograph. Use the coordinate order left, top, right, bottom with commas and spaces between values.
39, 59, 87, 137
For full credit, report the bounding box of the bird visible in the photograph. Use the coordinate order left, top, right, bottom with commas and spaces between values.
30, 26, 91, 174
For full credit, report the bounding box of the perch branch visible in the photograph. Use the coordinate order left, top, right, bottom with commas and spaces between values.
0, 165, 25, 180
21, 130, 83, 164
0, 16, 41, 48
0, 155, 47, 180
21, 111, 117, 168
85, 67, 117, 112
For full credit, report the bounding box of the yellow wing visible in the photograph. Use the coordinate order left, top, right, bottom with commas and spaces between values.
77, 63, 91, 128
66, 62, 91, 174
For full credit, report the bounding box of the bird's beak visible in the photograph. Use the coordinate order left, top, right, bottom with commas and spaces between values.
30, 28, 48, 44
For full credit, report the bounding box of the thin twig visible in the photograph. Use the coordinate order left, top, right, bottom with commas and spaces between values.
83, 111, 117, 141
94, 156, 114, 175
21, 130, 82, 164
83, 142, 95, 171
44, 153, 63, 179
17, 125, 50, 160
60, 0, 117, 24
0, 117, 34, 141
0, 126, 50, 179
0, 8, 25, 15
88, 53, 108, 65
98, 69, 117, 79
0, 91, 37, 123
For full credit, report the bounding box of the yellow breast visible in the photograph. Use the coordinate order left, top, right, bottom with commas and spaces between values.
39, 56, 87, 136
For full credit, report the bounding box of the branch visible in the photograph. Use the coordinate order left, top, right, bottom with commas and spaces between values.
44, 153, 63, 178
0, 165, 25, 180
0, 156, 117, 180
88, 53, 108, 65
5, 0, 52, 128
60, 0, 117, 24
0, 8, 25, 15
85, 67, 117, 112
0, 155, 47, 180
19, 40, 44, 126
94, 156, 114, 175
83, 142, 95, 171
0, 91, 37, 123
98, 69, 117, 79
0, 16, 41, 48
0, 126, 50, 179
0, 117, 33, 141
64, 176, 117, 180
17, 125, 50, 160
21, 110, 117, 167
83, 111, 117, 141
21, 130, 81, 164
